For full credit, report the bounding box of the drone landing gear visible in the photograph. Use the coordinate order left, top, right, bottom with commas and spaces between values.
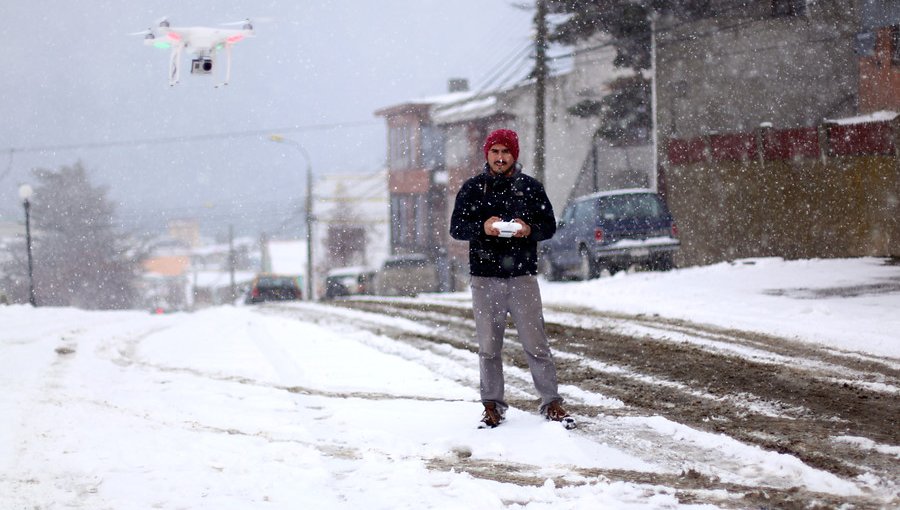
168, 46, 183, 87
214, 45, 234, 88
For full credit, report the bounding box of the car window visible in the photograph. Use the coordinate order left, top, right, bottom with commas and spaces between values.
598, 194, 664, 220
560, 204, 575, 224
383, 257, 428, 269
258, 277, 296, 287
573, 200, 595, 226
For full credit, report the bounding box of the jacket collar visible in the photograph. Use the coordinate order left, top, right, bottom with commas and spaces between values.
482, 161, 522, 179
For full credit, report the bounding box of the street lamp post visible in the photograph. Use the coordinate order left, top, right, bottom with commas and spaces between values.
269, 134, 315, 301
18, 184, 36, 306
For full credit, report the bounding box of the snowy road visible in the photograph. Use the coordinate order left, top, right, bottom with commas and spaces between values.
1, 306, 674, 509
2, 258, 899, 508
270, 298, 899, 508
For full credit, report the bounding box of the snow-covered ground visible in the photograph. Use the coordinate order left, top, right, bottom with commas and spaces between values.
536, 256, 900, 359
1, 257, 897, 508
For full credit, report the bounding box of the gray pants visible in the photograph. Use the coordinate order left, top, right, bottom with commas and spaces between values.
470, 275, 561, 414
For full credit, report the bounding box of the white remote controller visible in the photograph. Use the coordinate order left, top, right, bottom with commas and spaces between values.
492, 221, 522, 238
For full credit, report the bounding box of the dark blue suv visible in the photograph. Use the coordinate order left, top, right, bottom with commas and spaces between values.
539, 189, 679, 280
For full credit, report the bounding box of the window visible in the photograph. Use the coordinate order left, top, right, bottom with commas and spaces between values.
892, 25, 900, 66
598, 194, 664, 220
573, 200, 596, 227
420, 125, 444, 168
560, 204, 575, 225
772, 0, 805, 17
390, 194, 429, 251
414, 193, 428, 249
389, 124, 413, 169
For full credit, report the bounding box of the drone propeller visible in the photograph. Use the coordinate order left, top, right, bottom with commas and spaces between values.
155, 16, 170, 28
128, 28, 155, 40
220, 16, 272, 30
220, 18, 252, 27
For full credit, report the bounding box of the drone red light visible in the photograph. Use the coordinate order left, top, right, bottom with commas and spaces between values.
226, 34, 244, 43
166, 32, 182, 41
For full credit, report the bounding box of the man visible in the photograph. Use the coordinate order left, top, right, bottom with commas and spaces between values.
450, 128, 572, 429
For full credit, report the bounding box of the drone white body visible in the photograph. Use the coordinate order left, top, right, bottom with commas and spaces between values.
137, 18, 254, 87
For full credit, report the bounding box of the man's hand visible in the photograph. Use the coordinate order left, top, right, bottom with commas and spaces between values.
512, 219, 531, 238
485, 217, 531, 237
484, 216, 502, 236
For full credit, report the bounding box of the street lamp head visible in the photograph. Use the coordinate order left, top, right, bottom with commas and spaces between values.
18, 184, 33, 201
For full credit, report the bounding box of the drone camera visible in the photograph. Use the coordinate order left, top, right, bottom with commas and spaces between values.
191, 57, 214, 75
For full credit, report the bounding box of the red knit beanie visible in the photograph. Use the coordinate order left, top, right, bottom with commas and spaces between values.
483, 129, 520, 161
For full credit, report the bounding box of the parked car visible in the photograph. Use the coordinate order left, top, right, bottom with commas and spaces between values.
540, 189, 680, 280
324, 266, 376, 300
245, 273, 302, 303
374, 254, 438, 297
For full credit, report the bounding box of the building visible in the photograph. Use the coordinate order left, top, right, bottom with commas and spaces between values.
858, 0, 900, 113
374, 88, 471, 259
311, 168, 390, 290
656, 1, 900, 265
375, 40, 637, 288
655, 0, 900, 147
376, 1, 900, 278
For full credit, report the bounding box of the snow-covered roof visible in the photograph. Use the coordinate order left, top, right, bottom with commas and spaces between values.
374, 91, 475, 116
578, 188, 657, 201
326, 265, 376, 277
192, 270, 256, 289
190, 237, 256, 256
432, 95, 498, 124
826, 110, 898, 125
413, 90, 476, 106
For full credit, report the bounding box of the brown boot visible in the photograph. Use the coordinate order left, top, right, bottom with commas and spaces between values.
480, 402, 504, 428
544, 400, 570, 421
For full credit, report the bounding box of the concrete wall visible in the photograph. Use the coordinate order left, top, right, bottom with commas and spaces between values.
656, 3, 859, 141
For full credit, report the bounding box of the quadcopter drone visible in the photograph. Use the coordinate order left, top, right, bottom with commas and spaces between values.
133, 18, 255, 87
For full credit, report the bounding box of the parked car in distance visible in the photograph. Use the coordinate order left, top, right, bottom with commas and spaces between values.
540, 189, 680, 281
245, 273, 302, 303
324, 266, 376, 300
374, 254, 438, 297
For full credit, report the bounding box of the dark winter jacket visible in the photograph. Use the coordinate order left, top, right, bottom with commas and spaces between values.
450, 163, 556, 278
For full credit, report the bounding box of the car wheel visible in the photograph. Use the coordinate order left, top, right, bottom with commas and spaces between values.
579, 248, 598, 281
540, 251, 561, 281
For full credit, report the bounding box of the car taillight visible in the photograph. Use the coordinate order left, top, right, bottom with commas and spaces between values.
251, 287, 260, 298
671, 222, 679, 238
594, 227, 604, 242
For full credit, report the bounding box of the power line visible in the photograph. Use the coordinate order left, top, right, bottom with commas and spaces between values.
473, 39, 535, 95
1, 119, 379, 154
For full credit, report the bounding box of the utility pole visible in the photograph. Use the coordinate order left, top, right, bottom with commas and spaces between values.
305, 158, 314, 300
534, 0, 548, 184
18, 184, 36, 306
269, 134, 315, 301
650, 11, 660, 193
228, 224, 236, 302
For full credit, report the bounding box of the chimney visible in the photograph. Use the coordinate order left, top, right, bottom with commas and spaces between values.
448, 78, 469, 93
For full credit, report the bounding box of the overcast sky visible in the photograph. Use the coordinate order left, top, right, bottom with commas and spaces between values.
1, 1, 535, 237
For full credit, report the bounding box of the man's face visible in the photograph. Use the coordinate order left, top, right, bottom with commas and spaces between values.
487, 143, 515, 175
